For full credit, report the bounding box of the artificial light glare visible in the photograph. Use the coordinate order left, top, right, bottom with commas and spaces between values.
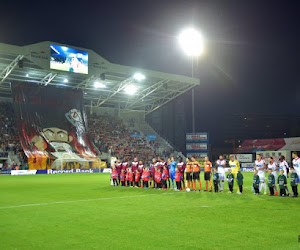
178, 28, 204, 56
125, 85, 137, 95
63, 79, 68, 83
133, 73, 146, 81
94, 81, 106, 88
26, 74, 29, 77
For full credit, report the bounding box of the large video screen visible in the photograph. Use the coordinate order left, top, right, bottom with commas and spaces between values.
50, 44, 88, 74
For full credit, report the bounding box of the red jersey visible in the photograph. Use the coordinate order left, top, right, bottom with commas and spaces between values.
126, 172, 130, 181
112, 170, 118, 179
175, 172, 182, 182
155, 171, 162, 183
135, 172, 141, 182
120, 173, 125, 182
122, 162, 129, 171
138, 164, 144, 173
129, 172, 134, 182
177, 162, 186, 175
131, 161, 139, 172
142, 171, 150, 181
155, 162, 163, 172
116, 163, 122, 173
162, 169, 169, 180
150, 164, 156, 176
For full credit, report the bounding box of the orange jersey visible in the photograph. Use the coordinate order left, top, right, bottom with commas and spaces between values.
204, 161, 212, 172
186, 163, 193, 173
192, 161, 200, 172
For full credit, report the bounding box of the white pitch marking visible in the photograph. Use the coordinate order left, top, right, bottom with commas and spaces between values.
0, 193, 173, 210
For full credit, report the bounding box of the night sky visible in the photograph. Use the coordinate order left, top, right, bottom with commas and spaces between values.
1, 0, 299, 136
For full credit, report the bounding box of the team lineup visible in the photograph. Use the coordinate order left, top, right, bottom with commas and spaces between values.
110, 152, 300, 197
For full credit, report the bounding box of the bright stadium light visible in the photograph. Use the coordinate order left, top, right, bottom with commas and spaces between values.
94, 81, 106, 88
25, 73, 29, 77
125, 85, 137, 95
62, 46, 68, 51
133, 73, 146, 81
178, 28, 204, 56
63, 78, 68, 83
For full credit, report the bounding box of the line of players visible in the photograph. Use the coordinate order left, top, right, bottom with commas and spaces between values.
110, 152, 300, 196
111, 155, 239, 192
252, 152, 300, 197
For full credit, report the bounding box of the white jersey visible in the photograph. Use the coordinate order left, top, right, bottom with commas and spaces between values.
255, 159, 266, 179
217, 159, 226, 174
268, 162, 278, 177
292, 157, 300, 175
279, 160, 289, 177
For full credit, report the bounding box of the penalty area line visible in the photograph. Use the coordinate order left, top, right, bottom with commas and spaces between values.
0, 193, 173, 210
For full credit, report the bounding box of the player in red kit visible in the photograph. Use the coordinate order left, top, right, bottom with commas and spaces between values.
175, 168, 183, 191
142, 167, 150, 189
126, 169, 130, 187
120, 169, 126, 187
155, 167, 162, 189
135, 169, 141, 187
131, 157, 138, 176
177, 156, 186, 190
138, 160, 144, 187
122, 159, 129, 173
129, 169, 134, 187
150, 158, 157, 188
111, 166, 118, 186
162, 166, 169, 190
115, 159, 122, 184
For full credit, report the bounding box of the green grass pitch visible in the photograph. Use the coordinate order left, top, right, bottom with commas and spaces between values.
0, 172, 299, 249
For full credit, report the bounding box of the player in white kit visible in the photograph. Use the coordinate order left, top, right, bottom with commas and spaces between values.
278, 155, 291, 195
267, 157, 278, 195
292, 152, 300, 180
254, 154, 267, 194
216, 155, 226, 192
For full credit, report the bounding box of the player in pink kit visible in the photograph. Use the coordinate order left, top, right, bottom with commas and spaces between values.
177, 156, 186, 190
122, 159, 129, 173
150, 158, 157, 188
131, 157, 139, 181
138, 160, 144, 187
115, 159, 122, 185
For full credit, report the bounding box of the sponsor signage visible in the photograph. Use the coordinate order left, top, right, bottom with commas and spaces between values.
241, 163, 254, 168
241, 167, 254, 172
0, 169, 11, 175
11, 170, 37, 176
186, 132, 208, 142
36, 168, 101, 174
186, 143, 208, 151
146, 134, 157, 140
186, 152, 208, 159
236, 154, 253, 163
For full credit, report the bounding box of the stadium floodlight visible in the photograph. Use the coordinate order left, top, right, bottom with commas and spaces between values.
63, 78, 68, 83
133, 73, 146, 81
94, 81, 106, 88
61, 46, 68, 51
178, 28, 204, 56
26, 74, 29, 77
124, 85, 137, 95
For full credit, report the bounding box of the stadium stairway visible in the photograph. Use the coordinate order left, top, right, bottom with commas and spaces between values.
132, 119, 186, 161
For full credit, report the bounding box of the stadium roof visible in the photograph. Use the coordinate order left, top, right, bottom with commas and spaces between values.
0, 41, 199, 114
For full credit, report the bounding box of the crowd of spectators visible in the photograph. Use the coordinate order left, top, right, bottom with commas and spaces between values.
88, 113, 160, 164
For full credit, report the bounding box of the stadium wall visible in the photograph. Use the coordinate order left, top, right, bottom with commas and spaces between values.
146, 97, 186, 154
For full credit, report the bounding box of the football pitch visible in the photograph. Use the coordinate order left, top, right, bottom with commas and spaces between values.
0, 173, 299, 249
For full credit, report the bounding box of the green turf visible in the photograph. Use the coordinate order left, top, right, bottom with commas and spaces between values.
0, 173, 299, 249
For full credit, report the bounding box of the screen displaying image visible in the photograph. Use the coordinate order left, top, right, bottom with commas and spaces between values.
50, 44, 88, 74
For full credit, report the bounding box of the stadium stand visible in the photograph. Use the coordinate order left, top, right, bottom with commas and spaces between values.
0, 102, 179, 168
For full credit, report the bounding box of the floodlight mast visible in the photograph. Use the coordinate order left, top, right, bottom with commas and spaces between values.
178, 27, 204, 133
